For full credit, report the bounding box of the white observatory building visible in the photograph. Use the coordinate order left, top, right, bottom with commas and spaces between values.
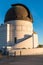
0, 4, 38, 50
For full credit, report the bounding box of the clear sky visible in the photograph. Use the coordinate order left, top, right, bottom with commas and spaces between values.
0, 0, 43, 45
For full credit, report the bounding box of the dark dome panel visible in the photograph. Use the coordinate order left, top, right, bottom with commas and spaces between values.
4, 4, 33, 23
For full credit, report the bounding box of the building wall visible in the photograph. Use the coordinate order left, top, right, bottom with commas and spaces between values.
6, 20, 38, 48
9, 48, 43, 56
0, 20, 38, 49
0, 24, 7, 46
6, 20, 33, 35
14, 36, 33, 48
6, 20, 33, 48
33, 33, 39, 48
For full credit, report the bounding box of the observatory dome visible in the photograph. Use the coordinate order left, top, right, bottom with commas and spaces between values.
4, 4, 33, 23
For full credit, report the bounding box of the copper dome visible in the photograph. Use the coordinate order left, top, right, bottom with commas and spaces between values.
4, 4, 33, 23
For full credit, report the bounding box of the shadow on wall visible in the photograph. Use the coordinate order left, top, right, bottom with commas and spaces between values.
7, 34, 32, 46
17, 34, 32, 43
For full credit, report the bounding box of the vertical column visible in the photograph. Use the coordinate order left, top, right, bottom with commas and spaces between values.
32, 33, 34, 48
7, 24, 10, 45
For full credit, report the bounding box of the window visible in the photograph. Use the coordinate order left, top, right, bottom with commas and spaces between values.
14, 37, 17, 44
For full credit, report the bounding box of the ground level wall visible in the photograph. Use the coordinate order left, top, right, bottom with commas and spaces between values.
9, 48, 43, 56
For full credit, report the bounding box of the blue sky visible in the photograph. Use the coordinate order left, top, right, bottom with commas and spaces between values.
0, 0, 43, 45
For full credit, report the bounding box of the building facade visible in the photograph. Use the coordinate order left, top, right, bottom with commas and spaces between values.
0, 4, 38, 50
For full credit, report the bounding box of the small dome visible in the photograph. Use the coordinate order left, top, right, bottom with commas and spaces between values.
4, 4, 33, 23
